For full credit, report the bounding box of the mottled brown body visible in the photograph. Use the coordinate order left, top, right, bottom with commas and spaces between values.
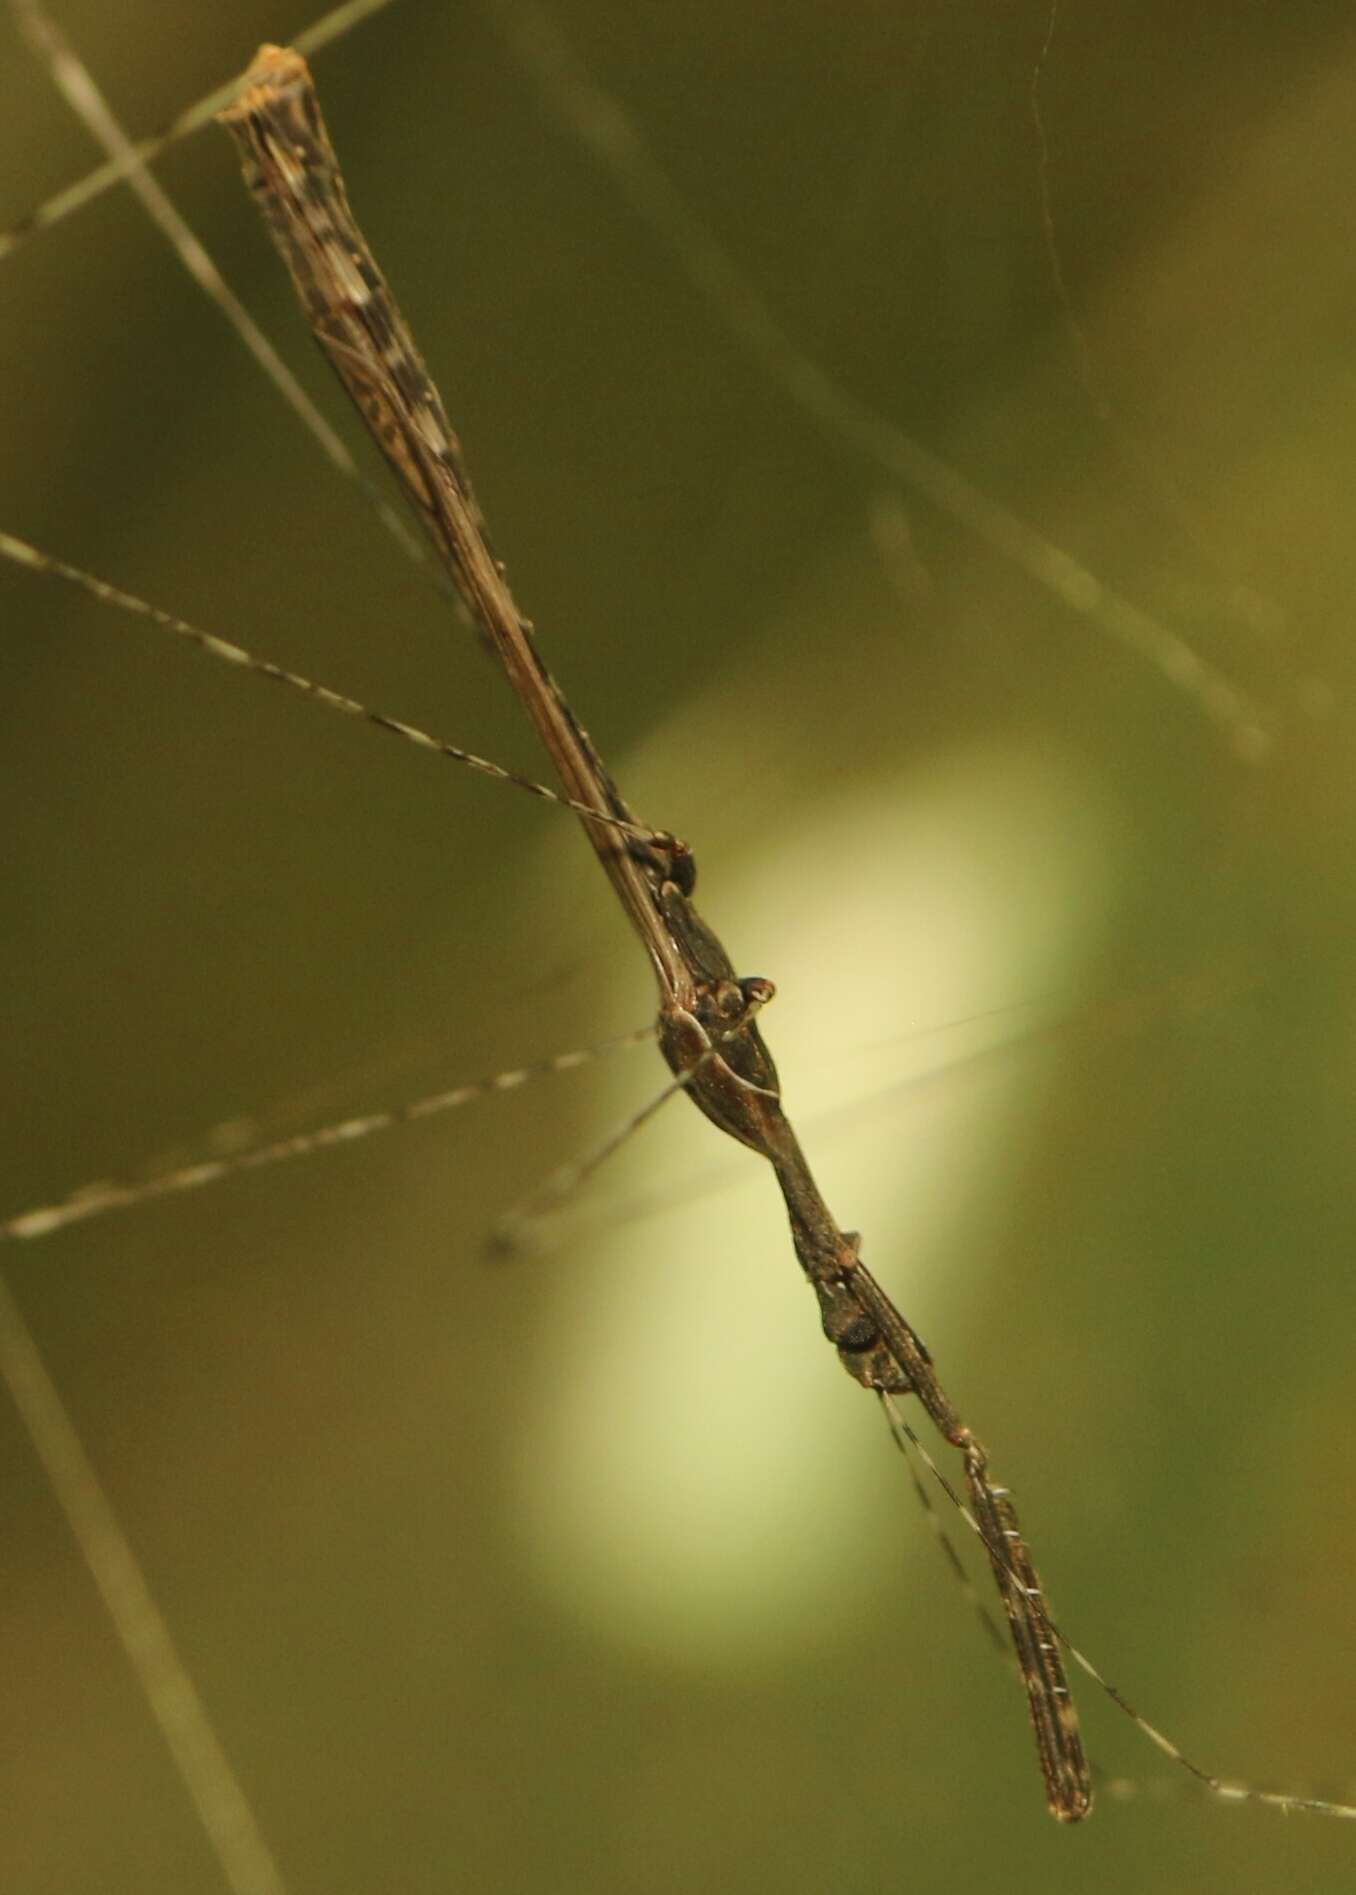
221, 46, 1090, 1821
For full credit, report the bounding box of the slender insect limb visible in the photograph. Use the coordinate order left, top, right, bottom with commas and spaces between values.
890, 1426, 1011, 1661
1, 1029, 655, 1245
487, 987, 777, 1256
0, 531, 664, 847
486, 1074, 688, 1258
880, 1396, 1356, 1823
1025, 2, 1284, 651
781, 1173, 1089, 1819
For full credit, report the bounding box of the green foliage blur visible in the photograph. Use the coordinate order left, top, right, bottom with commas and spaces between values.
2, 3, 1354, 1890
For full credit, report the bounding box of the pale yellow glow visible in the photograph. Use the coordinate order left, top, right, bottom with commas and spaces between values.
511, 707, 1120, 1669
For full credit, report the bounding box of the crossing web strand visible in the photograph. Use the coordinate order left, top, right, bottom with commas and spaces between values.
1025, 3, 1292, 656
0, 0, 399, 263
0, 1273, 292, 1895
9, 0, 445, 585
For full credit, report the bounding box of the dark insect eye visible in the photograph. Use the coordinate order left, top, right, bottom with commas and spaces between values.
666, 838, 697, 896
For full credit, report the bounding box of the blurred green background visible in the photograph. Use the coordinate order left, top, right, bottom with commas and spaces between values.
2, 2, 1356, 1890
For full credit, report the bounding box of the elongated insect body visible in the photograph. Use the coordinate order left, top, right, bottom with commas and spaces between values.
3, 9, 1354, 1886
